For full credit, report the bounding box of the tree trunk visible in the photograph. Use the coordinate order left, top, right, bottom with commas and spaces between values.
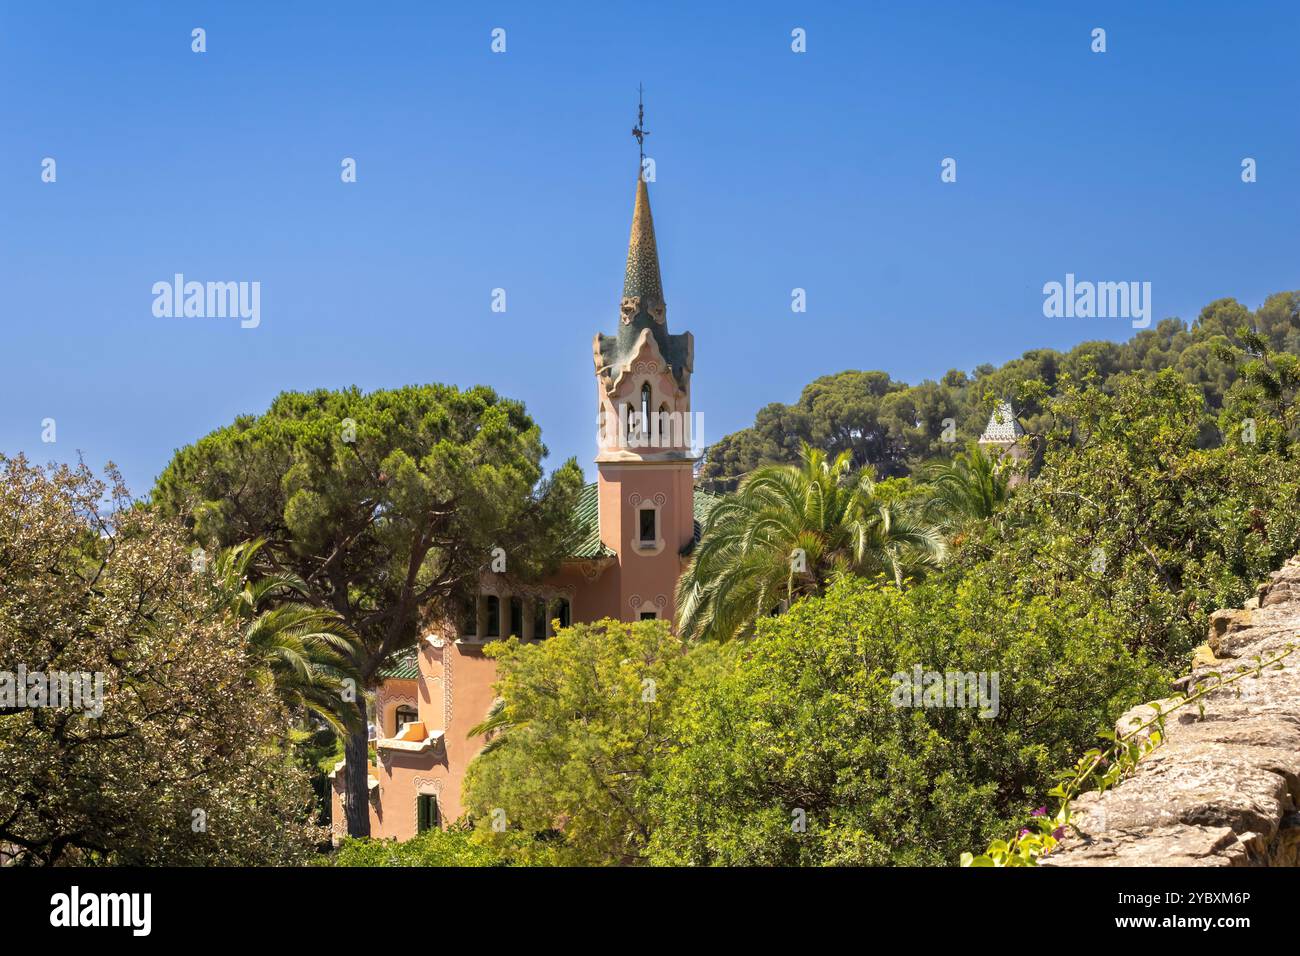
343, 698, 371, 838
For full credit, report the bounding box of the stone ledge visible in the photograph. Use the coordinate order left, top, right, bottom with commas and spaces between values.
1044, 557, 1300, 867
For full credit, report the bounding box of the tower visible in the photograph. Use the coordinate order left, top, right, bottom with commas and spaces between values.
590, 96, 697, 623
978, 401, 1029, 487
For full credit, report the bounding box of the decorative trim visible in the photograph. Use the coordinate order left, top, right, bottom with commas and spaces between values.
629, 492, 667, 555
376, 693, 416, 738
426, 640, 453, 734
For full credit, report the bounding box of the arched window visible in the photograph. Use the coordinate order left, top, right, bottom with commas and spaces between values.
394, 704, 417, 734
554, 598, 571, 629
640, 384, 651, 435
486, 595, 500, 637
509, 597, 524, 638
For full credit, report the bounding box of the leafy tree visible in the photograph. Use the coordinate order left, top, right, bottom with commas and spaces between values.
677, 444, 945, 641
214, 539, 363, 736
463, 619, 704, 865
0, 456, 323, 865
650, 575, 1163, 866
152, 384, 584, 837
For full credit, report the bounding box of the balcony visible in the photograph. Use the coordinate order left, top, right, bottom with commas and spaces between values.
375, 720, 444, 755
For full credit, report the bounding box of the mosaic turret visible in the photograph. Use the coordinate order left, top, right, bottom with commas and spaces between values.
593, 176, 693, 396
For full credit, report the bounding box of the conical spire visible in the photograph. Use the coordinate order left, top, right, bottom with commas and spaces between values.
622, 176, 663, 303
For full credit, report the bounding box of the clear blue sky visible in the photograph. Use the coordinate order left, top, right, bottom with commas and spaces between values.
3, 1, 1298, 495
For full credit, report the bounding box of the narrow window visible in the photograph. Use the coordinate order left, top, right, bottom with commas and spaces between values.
640, 384, 651, 434
460, 597, 477, 637
417, 794, 440, 833
533, 599, 547, 639
639, 506, 657, 545
486, 595, 500, 637
509, 597, 523, 638
555, 598, 571, 629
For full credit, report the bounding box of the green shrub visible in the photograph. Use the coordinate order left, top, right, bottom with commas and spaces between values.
328, 826, 522, 867
648, 574, 1164, 866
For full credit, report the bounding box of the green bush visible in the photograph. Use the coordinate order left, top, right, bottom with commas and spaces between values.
648, 574, 1164, 866
328, 826, 522, 867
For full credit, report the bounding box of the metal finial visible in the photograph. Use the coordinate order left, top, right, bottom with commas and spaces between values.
631, 83, 649, 166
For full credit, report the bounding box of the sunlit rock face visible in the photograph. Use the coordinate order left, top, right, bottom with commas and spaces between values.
1044, 557, 1300, 867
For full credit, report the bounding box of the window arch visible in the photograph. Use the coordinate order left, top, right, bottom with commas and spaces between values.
394, 704, 418, 732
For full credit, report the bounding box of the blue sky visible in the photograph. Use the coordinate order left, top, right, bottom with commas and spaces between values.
3, 1, 1298, 495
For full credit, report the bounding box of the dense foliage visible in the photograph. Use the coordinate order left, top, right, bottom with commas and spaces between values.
463, 619, 705, 865
0, 456, 323, 865
329, 825, 527, 866
954, 369, 1300, 665
650, 575, 1162, 865
151, 383, 584, 836
699, 292, 1300, 490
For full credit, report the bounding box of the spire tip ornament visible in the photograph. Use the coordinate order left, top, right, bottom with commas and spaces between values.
631, 83, 649, 167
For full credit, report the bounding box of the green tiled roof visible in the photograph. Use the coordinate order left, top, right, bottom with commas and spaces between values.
569, 482, 722, 560
685, 487, 722, 556
571, 482, 615, 558
376, 653, 419, 681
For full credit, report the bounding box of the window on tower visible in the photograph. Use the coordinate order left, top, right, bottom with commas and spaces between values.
639, 506, 657, 545
640, 384, 651, 435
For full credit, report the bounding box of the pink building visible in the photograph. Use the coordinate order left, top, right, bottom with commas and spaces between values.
331, 171, 715, 841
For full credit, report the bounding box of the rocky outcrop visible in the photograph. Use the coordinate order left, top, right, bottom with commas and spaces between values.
1043, 558, 1300, 867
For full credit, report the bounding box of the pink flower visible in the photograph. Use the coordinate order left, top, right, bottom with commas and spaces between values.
1031, 806, 1047, 817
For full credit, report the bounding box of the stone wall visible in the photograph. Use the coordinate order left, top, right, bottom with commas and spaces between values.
1044, 558, 1300, 867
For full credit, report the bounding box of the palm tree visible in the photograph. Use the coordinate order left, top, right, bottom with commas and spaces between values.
214, 539, 364, 735
676, 444, 945, 642
921, 443, 1010, 529
466, 698, 512, 756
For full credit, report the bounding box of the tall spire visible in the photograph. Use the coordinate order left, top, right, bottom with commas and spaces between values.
623, 176, 663, 303
624, 85, 663, 304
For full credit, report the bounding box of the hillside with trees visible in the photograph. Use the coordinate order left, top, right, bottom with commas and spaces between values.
699, 292, 1300, 491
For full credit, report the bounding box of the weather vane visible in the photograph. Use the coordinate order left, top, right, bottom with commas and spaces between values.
631, 83, 649, 166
